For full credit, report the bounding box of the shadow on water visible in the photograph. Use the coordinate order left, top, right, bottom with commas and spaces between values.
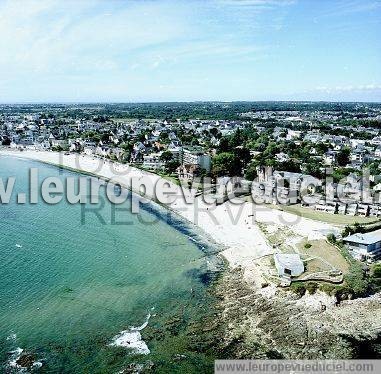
184, 268, 219, 286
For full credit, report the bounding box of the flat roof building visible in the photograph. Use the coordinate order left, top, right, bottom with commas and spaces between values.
181, 146, 211, 173
343, 229, 381, 262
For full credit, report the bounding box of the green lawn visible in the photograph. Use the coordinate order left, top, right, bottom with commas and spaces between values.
298, 239, 350, 274
273, 204, 380, 226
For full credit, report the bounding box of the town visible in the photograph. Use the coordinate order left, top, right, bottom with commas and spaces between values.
2, 101, 381, 267
1, 0, 380, 368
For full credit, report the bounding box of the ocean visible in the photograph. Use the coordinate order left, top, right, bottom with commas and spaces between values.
0, 156, 222, 373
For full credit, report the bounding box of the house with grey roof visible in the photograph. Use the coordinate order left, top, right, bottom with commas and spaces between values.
343, 229, 381, 262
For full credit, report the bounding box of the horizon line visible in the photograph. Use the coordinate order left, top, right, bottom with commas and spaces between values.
0, 100, 380, 105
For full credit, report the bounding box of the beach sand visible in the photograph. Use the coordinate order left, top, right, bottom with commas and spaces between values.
2, 149, 381, 360
0, 149, 338, 286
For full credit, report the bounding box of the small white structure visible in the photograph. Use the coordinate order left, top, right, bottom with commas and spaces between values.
275, 152, 290, 163
274, 253, 304, 277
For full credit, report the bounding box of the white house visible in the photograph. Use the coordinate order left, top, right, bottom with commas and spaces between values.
323, 151, 337, 166
142, 152, 164, 170
375, 146, 381, 158
274, 253, 304, 277
286, 129, 302, 140
181, 146, 211, 173
275, 152, 290, 163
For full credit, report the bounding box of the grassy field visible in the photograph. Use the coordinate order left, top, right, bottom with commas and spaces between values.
239, 196, 380, 225
298, 239, 350, 274
156, 172, 181, 186
273, 204, 380, 226
302, 258, 331, 275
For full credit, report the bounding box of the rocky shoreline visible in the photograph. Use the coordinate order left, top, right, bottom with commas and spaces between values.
121, 265, 380, 373
2, 150, 380, 371
5, 264, 380, 373
212, 267, 381, 360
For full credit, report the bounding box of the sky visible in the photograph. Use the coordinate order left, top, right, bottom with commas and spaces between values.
0, 0, 380, 102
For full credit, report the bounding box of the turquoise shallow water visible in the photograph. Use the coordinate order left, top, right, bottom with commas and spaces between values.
0, 156, 221, 373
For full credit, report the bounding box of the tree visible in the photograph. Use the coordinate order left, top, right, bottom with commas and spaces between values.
120, 142, 133, 162
166, 160, 180, 173
342, 225, 354, 237
159, 151, 173, 163
229, 128, 244, 148
276, 159, 301, 173
159, 132, 169, 143
332, 167, 354, 183
210, 127, 219, 137
305, 282, 318, 294
101, 132, 111, 142
372, 264, 381, 278
337, 148, 351, 167
315, 142, 329, 155
1, 137, 10, 145
245, 160, 259, 180
342, 223, 365, 237
233, 147, 251, 167
212, 152, 241, 177
344, 262, 369, 297
368, 161, 381, 176
217, 137, 231, 153
327, 233, 336, 244
304, 159, 323, 178
353, 222, 365, 234
190, 137, 200, 146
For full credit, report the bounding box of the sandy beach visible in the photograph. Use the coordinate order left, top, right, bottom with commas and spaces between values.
2, 148, 381, 361
0, 149, 339, 284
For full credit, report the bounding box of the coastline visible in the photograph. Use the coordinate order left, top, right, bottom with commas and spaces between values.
0, 148, 340, 286
2, 148, 381, 360
0, 152, 225, 372
0, 148, 225, 263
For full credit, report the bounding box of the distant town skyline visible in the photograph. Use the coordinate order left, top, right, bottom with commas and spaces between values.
0, 0, 380, 102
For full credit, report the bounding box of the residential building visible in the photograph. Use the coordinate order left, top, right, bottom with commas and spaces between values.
181, 146, 211, 173
343, 229, 381, 262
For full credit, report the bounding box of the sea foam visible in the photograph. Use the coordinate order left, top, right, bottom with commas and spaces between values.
6, 335, 43, 372
109, 311, 152, 355
6, 333, 17, 341
7, 347, 43, 372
